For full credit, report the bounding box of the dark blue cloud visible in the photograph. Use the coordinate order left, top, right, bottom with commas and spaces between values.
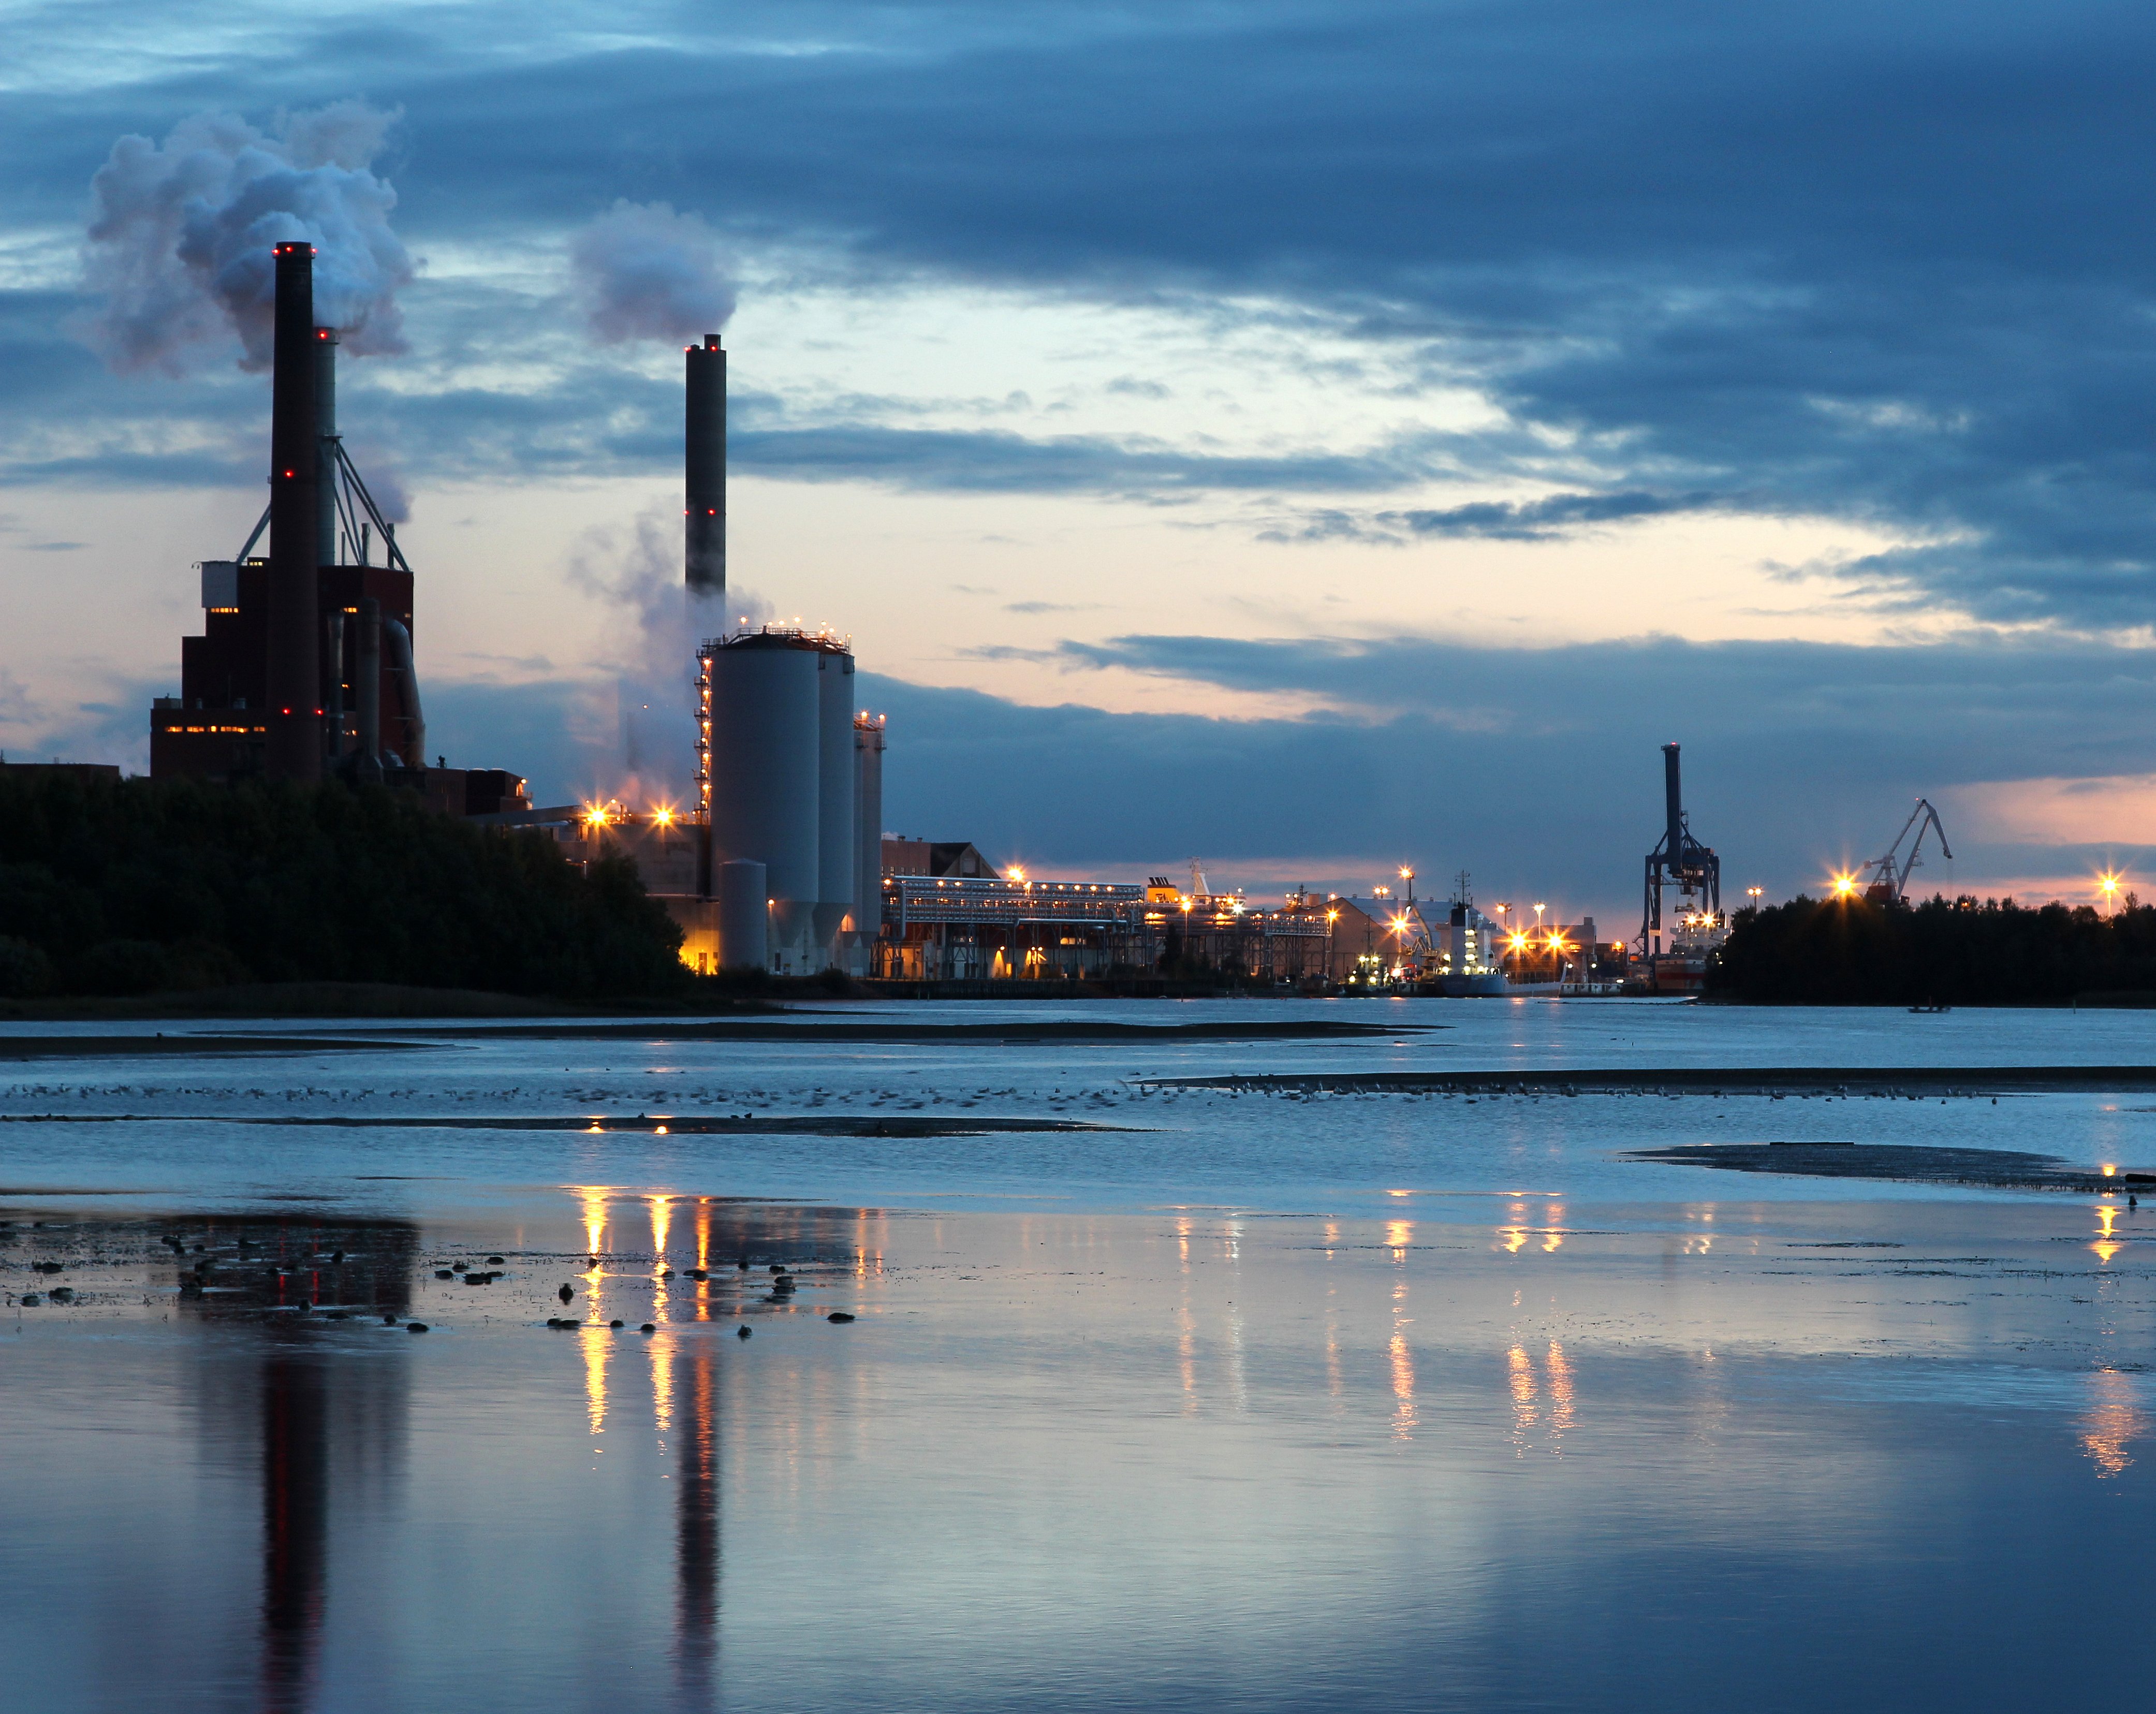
8, 1, 2156, 622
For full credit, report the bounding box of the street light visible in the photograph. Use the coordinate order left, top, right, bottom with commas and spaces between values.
1746, 886, 1763, 912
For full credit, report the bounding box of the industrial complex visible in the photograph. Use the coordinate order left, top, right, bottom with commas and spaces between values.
135, 238, 1759, 996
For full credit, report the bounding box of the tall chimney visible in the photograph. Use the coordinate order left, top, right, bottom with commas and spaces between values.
1662, 742, 1684, 865
265, 243, 322, 782
685, 334, 725, 599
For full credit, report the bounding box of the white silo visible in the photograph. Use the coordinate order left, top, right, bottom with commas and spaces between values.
702, 634, 820, 971
813, 648, 857, 961
715, 858, 767, 970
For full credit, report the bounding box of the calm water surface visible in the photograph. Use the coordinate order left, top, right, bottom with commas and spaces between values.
3, 999, 2152, 1711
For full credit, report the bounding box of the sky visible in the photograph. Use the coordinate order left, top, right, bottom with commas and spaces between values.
4, 0, 2156, 930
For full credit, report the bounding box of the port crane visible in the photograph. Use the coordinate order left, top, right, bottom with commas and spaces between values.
1641, 742, 1720, 954
1860, 799, 1952, 904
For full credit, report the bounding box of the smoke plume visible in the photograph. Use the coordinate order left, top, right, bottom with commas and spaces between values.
570, 201, 736, 344
79, 101, 414, 374
567, 508, 769, 803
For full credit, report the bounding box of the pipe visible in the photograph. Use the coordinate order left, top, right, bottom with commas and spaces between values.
315, 326, 338, 569
382, 618, 426, 766
685, 333, 725, 598
324, 610, 346, 757
265, 243, 322, 782
356, 598, 382, 782
1662, 742, 1684, 863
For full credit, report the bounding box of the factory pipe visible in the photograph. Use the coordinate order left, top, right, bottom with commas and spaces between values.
383, 618, 426, 767
685, 334, 725, 599
355, 598, 383, 782
265, 243, 322, 782
315, 326, 339, 570
1662, 742, 1684, 863
324, 610, 345, 757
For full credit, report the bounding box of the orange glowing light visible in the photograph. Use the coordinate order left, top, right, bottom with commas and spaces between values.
1831, 871, 1859, 899
1005, 865, 1026, 882
651, 805, 675, 828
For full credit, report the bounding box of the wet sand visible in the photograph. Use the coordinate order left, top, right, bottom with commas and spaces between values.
1147, 1062, 2156, 1094
1631, 1139, 2156, 1192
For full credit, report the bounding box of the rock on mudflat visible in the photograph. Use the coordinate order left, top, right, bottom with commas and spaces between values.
640, 1323, 656, 1334
737, 1325, 752, 1339
406, 1322, 430, 1334
827, 1312, 855, 1323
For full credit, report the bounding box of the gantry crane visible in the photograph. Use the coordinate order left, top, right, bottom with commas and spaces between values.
1860, 799, 1952, 904
1641, 742, 1720, 954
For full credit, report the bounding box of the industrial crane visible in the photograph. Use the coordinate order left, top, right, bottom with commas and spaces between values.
1859, 799, 1952, 905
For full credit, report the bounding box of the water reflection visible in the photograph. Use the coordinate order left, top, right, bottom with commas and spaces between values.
172, 1214, 420, 1714
13, 1194, 2156, 1710
2081, 1369, 2145, 1478
1507, 1343, 1537, 1455
1546, 1341, 1576, 1454
673, 1332, 722, 1713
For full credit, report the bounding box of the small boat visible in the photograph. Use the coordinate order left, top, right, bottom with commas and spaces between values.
1909, 1003, 1952, 1014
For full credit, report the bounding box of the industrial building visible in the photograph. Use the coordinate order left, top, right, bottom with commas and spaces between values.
869, 868, 1335, 983
147, 241, 529, 816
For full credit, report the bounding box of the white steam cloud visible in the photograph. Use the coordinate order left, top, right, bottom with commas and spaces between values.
567, 508, 770, 803
79, 101, 414, 374
570, 200, 736, 344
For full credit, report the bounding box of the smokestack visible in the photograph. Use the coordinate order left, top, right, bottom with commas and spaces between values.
1662, 742, 1684, 863
265, 242, 322, 782
685, 334, 725, 598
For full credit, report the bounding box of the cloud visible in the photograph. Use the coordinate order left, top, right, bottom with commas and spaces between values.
569, 200, 736, 345
359, 621, 2156, 922
77, 101, 414, 373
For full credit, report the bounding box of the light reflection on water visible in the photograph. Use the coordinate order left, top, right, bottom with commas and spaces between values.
6, 1195, 2147, 1710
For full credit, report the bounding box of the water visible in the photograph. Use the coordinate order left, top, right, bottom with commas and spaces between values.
3, 999, 2152, 1710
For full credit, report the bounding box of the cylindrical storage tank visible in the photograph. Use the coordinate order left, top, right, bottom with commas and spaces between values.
705, 637, 819, 964
853, 714, 885, 950
715, 859, 767, 971
812, 650, 857, 958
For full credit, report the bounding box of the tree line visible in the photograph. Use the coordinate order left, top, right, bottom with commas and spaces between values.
0, 772, 686, 1000
1709, 893, 2156, 1005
